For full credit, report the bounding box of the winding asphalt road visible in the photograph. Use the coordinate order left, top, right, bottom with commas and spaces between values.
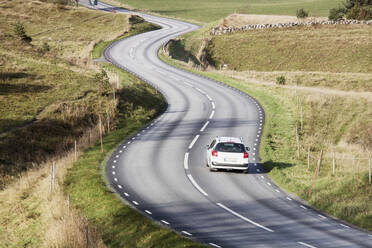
86, 2, 372, 247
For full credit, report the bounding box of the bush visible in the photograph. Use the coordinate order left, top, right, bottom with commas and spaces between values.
94, 69, 111, 95
276, 76, 286, 85
329, 0, 372, 21
13, 21, 32, 42
296, 9, 309, 18
41, 42, 50, 53
329, 7, 346, 20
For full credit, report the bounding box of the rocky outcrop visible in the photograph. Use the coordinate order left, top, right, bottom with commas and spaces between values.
210, 19, 372, 35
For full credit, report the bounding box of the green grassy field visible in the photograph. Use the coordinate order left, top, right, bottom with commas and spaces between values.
116, 0, 341, 23
206, 25, 372, 73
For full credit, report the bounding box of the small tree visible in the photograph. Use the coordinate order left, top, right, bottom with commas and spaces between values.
13, 21, 32, 42
296, 8, 309, 18
94, 70, 111, 95
276, 76, 286, 85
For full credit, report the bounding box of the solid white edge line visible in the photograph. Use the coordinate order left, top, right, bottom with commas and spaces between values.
187, 174, 208, 196
200, 121, 210, 132
209, 110, 215, 119
298, 241, 317, 248
184, 153, 189, 170
209, 243, 221, 248
188, 135, 200, 149
216, 203, 274, 232
182, 231, 192, 236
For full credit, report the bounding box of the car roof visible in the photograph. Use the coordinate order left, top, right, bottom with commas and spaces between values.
216, 137, 242, 143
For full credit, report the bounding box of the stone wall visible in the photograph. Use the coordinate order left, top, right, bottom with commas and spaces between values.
210, 19, 372, 35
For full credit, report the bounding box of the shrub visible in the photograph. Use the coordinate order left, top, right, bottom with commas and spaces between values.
41, 42, 51, 53
129, 15, 144, 25
296, 9, 309, 18
13, 21, 32, 42
329, 0, 372, 21
329, 7, 346, 20
276, 76, 286, 85
94, 70, 111, 95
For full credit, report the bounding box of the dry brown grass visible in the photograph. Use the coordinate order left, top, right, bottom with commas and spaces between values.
0, 127, 105, 247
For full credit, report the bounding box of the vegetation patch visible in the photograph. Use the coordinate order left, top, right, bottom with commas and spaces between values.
113, 0, 339, 23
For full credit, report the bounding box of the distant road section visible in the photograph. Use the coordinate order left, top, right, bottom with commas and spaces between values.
82, 1, 372, 247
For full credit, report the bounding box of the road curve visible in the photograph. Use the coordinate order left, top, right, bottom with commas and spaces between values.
88, 2, 372, 247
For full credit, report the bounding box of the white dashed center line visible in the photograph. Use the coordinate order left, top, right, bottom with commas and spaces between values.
188, 135, 200, 149
182, 231, 192, 236
318, 214, 327, 219
209, 110, 215, 119
132, 201, 139, 205
209, 243, 222, 248
211, 102, 215, 109
217, 203, 274, 232
145, 210, 152, 215
340, 224, 350, 229
300, 205, 307, 210
184, 153, 189, 170
298, 241, 317, 248
200, 121, 210, 132
161, 220, 170, 225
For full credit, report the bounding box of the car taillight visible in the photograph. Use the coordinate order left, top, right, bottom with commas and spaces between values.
243, 152, 249, 158
212, 150, 218, 157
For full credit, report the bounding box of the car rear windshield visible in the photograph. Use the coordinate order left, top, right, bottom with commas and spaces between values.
215, 142, 245, 153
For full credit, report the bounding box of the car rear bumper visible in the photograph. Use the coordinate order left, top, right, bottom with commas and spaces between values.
210, 162, 249, 170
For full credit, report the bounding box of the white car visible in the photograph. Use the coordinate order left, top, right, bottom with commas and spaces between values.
206, 137, 250, 173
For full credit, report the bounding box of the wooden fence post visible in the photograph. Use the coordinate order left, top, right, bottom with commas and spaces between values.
332, 152, 335, 175
300, 103, 304, 131
99, 115, 103, 153
50, 161, 55, 193
307, 146, 310, 169
86, 226, 89, 248
309, 150, 323, 197
74, 140, 77, 161
295, 125, 300, 159
369, 157, 371, 184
